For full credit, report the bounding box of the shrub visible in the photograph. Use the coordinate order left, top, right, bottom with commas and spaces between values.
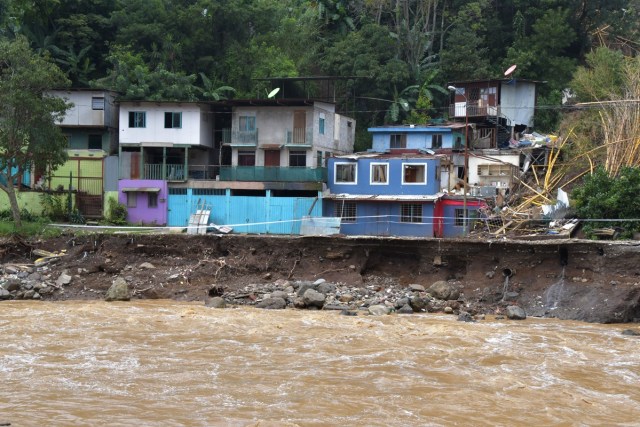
105, 197, 128, 225
40, 192, 68, 221
572, 166, 640, 239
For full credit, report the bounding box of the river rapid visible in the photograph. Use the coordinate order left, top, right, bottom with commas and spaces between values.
1, 301, 639, 426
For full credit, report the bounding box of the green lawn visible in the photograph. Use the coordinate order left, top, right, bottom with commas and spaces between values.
0, 221, 63, 238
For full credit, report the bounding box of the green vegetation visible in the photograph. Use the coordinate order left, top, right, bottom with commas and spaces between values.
104, 197, 128, 226
572, 167, 640, 239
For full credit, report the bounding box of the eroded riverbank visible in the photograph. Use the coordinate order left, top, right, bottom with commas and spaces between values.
2, 234, 640, 323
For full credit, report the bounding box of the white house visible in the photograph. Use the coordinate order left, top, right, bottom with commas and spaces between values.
118, 101, 214, 181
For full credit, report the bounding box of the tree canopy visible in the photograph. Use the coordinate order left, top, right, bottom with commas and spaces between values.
0, 36, 71, 227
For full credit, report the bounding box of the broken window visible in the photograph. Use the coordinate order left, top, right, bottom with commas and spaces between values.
370, 163, 388, 184
335, 163, 356, 184
402, 163, 426, 184
390, 134, 407, 149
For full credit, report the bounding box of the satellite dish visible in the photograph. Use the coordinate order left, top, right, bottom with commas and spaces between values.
267, 87, 280, 98
504, 64, 517, 76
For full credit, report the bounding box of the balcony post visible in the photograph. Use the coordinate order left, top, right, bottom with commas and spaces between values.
139, 145, 144, 179
162, 147, 167, 181
184, 146, 189, 181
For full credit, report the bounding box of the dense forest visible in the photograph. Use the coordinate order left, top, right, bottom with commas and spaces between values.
1, 0, 638, 149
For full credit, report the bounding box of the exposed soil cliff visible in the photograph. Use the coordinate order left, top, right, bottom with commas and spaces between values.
2, 234, 640, 323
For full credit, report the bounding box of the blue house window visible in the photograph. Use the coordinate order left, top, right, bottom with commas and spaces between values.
401, 203, 422, 223
164, 112, 182, 128
335, 163, 357, 184
390, 134, 406, 149
319, 114, 325, 135
239, 116, 256, 131
431, 134, 442, 149
335, 201, 356, 223
402, 163, 427, 185
370, 163, 388, 185
128, 111, 146, 128
455, 208, 467, 226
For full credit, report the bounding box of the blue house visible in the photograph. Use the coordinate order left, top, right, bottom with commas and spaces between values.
323, 154, 444, 237
369, 124, 467, 153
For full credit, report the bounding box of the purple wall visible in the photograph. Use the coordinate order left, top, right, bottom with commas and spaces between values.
118, 179, 168, 226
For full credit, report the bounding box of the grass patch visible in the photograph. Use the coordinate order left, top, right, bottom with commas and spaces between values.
0, 220, 63, 238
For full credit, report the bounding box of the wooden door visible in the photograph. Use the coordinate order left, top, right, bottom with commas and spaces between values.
264, 150, 280, 167
293, 111, 306, 144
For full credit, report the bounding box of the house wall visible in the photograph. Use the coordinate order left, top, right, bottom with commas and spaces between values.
370, 127, 454, 152
333, 113, 356, 154
439, 198, 485, 238
467, 153, 520, 187
500, 81, 536, 127
0, 190, 47, 215
49, 90, 117, 128
323, 200, 435, 237
119, 103, 211, 147
166, 188, 322, 234
328, 157, 440, 195
118, 179, 168, 225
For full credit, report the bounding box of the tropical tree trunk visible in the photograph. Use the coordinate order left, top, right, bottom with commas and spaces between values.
0, 183, 22, 228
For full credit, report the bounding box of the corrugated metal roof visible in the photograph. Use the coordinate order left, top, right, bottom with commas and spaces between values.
324, 193, 443, 202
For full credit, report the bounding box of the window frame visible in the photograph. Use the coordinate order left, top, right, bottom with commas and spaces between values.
126, 192, 137, 208
390, 133, 407, 149
237, 150, 256, 166
334, 162, 357, 185
431, 134, 443, 149
319, 114, 325, 135
91, 97, 105, 110
128, 111, 146, 128
289, 150, 307, 167
88, 134, 102, 150
164, 112, 182, 129
148, 192, 158, 208
370, 162, 389, 185
401, 163, 428, 185
400, 203, 422, 223
335, 201, 356, 223
455, 208, 467, 227
239, 115, 256, 132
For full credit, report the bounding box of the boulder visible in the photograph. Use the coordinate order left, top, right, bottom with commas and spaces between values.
397, 304, 414, 314
139, 262, 155, 270
409, 296, 429, 312
205, 296, 226, 308
428, 281, 460, 301
368, 305, 391, 316
506, 305, 527, 320
313, 278, 326, 285
457, 312, 475, 322
296, 281, 316, 296
256, 297, 287, 310
408, 284, 425, 292
317, 282, 336, 295
339, 294, 354, 303
395, 297, 410, 309
23, 290, 36, 299
56, 273, 72, 287
270, 290, 289, 300
293, 296, 307, 309
444, 306, 454, 314
302, 289, 325, 308
0, 288, 11, 300
2, 278, 21, 292
105, 277, 131, 301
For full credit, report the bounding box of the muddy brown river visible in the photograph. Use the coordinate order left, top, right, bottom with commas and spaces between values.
1, 301, 639, 426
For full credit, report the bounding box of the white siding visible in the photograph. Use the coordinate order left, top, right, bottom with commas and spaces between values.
48, 90, 117, 128
119, 103, 211, 147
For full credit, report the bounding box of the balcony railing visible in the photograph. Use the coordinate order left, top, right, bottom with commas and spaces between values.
222, 128, 259, 146
188, 165, 220, 180
285, 127, 313, 146
219, 166, 327, 182
449, 103, 499, 118
143, 163, 185, 181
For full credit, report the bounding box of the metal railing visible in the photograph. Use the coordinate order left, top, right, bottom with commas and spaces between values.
285, 127, 313, 146
222, 128, 259, 146
143, 163, 185, 181
449, 103, 500, 118
219, 166, 327, 182
188, 165, 220, 180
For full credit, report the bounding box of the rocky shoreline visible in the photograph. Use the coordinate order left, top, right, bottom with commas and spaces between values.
1, 233, 640, 323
